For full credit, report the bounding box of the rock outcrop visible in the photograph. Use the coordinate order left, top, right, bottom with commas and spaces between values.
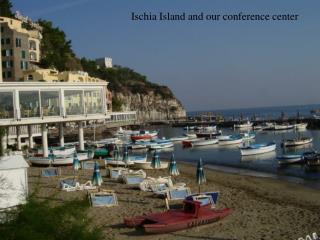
114, 92, 186, 121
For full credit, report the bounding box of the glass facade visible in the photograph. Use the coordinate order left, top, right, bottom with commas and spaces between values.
84, 90, 103, 114
64, 90, 84, 115
40, 91, 60, 116
19, 91, 40, 118
0, 92, 14, 119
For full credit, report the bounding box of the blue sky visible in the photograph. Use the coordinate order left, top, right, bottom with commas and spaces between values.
12, 0, 320, 111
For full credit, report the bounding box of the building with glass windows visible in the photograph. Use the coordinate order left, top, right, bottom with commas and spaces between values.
0, 16, 42, 81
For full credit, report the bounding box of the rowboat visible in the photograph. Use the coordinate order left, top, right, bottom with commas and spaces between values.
234, 121, 253, 129
294, 123, 308, 130
218, 135, 243, 146
28, 151, 92, 166
192, 139, 218, 147
132, 161, 168, 170
282, 137, 313, 147
170, 136, 189, 142
277, 154, 303, 164
240, 142, 276, 156
149, 142, 174, 150
124, 200, 232, 234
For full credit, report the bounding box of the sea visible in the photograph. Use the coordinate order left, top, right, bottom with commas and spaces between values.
143, 104, 320, 190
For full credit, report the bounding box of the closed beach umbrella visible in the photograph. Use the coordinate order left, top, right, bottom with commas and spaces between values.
73, 151, 81, 171
92, 162, 103, 186
169, 153, 179, 176
151, 150, 161, 169
122, 145, 129, 166
196, 158, 206, 193
113, 144, 120, 160
49, 148, 54, 166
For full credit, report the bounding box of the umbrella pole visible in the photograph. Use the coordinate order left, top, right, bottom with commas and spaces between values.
198, 184, 200, 194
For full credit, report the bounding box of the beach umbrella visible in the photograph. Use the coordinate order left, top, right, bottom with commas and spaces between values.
48, 148, 55, 166
151, 150, 161, 169
122, 145, 129, 166
196, 158, 206, 193
168, 153, 179, 176
73, 151, 81, 171
113, 144, 120, 160
92, 161, 103, 186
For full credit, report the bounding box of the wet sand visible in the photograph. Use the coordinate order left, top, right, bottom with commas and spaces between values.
28, 162, 320, 240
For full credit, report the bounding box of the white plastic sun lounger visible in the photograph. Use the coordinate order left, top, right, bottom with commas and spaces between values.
88, 189, 118, 207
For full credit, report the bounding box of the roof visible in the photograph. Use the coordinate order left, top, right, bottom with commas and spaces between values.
0, 155, 29, 170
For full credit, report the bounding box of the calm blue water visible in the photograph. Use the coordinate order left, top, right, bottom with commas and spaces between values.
188, 104, 320, 120
141, 125, 320, 189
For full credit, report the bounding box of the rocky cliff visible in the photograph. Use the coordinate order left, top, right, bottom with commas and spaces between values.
114, 92, 186, 121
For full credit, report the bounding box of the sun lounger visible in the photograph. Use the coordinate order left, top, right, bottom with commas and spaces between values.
81, 161, 95, 170
139, 176, 172, 192
60, 178, 97, 192
108, 167, 128, 181
185, 191, 219, 208
122, 169, 146, 186
88, 189, 118, 207
41, 167, 61, 177
165, 187, 191, 209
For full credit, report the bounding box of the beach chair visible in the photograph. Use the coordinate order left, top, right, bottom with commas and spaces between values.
88, 189, 118, 207
59, 177, 78, 192
41, 167, 61, 177
107, 167, 128, 181
81, 161, 95, 170
78, 181, 97, 191
165, 186, 191, 210
185, 191, 219, 208
122, 169, 146, 186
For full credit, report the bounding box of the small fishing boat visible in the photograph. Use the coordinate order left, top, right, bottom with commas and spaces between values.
124, 200, 232, 234
239, 132, 256, 141
192, 139, 218, 147
132, 161, 168, 170
218, 135, 243, 146
273, 123, 294, 131
277, 154, 303, 164
294, 123, 308, 130
195, 126, 217, 132
183, 132, 197, 138
282, 137, 313, 147
131, 130, 158, 141
89, 138, 121, 147
195, 130, 222, 138
170, 136, 189, 142
128, 143, 147, 150
182, 138, 205, 148
146, 139, 174, 150
240, 142, 276, 156
28, 151, 92, 166
34, 146, 76, 156
303, 151, 320, 167
114, 127, 139, 136
234, 121, 253, 129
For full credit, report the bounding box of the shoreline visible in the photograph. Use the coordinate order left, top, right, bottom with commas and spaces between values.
28, 161, 320, 240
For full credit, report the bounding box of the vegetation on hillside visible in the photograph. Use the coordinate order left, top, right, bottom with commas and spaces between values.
0, 198, 103, 240
0, 0, 14, 17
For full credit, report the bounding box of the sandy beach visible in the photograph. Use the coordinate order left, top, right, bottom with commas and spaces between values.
28, 161, 320, 240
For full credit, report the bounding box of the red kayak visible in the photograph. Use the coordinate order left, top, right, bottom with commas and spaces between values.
124, 200, 232, 234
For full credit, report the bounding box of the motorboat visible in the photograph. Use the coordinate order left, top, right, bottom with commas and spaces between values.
192, 138, 218, 147
240, 142, 276, 156
277, 154, 303, 164
34, 145, 76, 156
131, 130, 158, 141
148, 139, 174, 150
195, 130, 222, 138
218, 135, 243, 146
294, 123, 308, 130
183, 132, 197, 138
239, 132, 256, 141
234, 121, 253, 129
282, 137, 313, 147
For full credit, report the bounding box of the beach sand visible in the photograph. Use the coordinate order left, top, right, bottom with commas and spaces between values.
28, 162, 320, 240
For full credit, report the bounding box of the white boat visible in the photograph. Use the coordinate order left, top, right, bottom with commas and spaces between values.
240, 132, 256, 141
294, 123, 308, 130
128, 143, 147, 150
192, 139, 218, 147
277, 154, 303, 164
282, 137, 313, 147
114, 127, 139, 136
28, 152, 91, 166
217, 135, 243, 146
149, 141, 174, 150
240, 142, 276, 156
132, 161, 168, 170
196, 130, 222, 138
234, 121, 253, 129
195, 126, 217, 131
183, 132, 197, 138
90, 138, 121, 147
170, 136, 189, 142
274, 124, 294, 131
35, 146, 76, 156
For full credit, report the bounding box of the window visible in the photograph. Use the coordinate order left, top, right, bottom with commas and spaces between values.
20, 61, 28, 70
21, 50, 26, 59
2, 49, 12, 57
1, 27, 3, 33
16, 38, 22, 47
7, 71, 11, 78
29, 52, 37, 61
9, 49, 13, 56
1, 38, 4, 45
19, 91, 40, 118
27, 75, 33, 81
2, 61, 12, 68
2, 72, 5, 79
0, 92, 14, 119
40, 91, 60, 116
29, 40, 36, 50
5, 38, 10, 44
64, 90, 84, 115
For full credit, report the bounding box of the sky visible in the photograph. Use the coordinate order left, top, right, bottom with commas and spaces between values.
12, 0, 320, 111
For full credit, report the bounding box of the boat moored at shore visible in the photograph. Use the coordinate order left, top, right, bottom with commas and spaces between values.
240, 142, 276, 156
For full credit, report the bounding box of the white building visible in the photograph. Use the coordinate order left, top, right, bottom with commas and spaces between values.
95, 57, 113, 69
0, 155, 29, 210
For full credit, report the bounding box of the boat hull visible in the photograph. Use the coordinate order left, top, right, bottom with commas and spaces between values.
192, 139, 218, 147
240, 143, 276, 156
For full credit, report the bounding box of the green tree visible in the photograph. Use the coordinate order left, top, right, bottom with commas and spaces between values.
38, 19, 82, 71
0, 0, 13, 17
